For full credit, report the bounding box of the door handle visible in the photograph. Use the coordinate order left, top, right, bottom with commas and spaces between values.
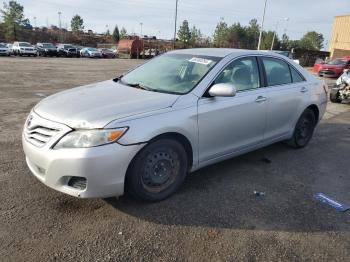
255, 96, 267, 103
300, 87, 308, 93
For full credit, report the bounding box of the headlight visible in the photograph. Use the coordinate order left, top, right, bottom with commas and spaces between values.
54, 128, 128, 149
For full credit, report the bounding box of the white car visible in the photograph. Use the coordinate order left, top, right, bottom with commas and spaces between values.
22, 49, 328, 201
0, 43, 11, 56
80, 47, 102, 58
12, 42, 37, 56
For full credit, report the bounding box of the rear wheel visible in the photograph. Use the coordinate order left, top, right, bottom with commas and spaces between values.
330, 88, 342, 103
126, 139, 188, 202
287, 109, 316, 148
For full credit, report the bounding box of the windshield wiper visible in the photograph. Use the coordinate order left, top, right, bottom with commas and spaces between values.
113, 75, 123, 82
127, 83, 153, 91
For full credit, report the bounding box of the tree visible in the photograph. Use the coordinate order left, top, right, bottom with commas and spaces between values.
299, 31, 324, 50
227, 22, 246, 48
0, 0, 29, 41
112, 25, 120, 43
246, 19, 260, 49
120, 27, 127, 39
177, 20, 191, 46
71, 15, 84, 32
213, 18, 229, 47
280, 33, 289, 50
259, 30, 280, 50
189, 26, 202, 47
105, 29, 110, 36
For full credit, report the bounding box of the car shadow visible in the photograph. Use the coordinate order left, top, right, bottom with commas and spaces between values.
105, 122, 350, 232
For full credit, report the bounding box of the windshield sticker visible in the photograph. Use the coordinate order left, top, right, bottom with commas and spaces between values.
189, 57, 212, 65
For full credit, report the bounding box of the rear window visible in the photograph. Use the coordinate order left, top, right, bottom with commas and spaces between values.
262, 57, 292, 86
19, 42, 31, 47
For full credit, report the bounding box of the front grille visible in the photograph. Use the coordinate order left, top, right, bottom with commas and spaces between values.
24, 113, 71, 148
68, 177, 87, 190
25, 126, 60, 147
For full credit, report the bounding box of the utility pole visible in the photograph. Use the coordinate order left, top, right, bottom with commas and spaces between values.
140, 22, 143, 38
257, 0, 267, 50
173, 0, 179, 49
33, 16, 37, 28
58, 12, 62, 42
58, 11, 62, 29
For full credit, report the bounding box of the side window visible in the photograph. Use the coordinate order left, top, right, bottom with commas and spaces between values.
262, 57, 292, 86
214, 57, 260, 92
290, 66, 305, 83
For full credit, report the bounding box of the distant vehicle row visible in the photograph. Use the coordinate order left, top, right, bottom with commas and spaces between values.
0, 42, 117, 58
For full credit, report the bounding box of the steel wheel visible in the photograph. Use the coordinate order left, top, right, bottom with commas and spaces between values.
127, 139, 188, 202
288, 109, 316, 148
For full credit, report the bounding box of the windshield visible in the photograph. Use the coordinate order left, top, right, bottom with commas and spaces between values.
64, 45, 75, 49
19, 42, 31, 47
88, 48, 98, 51
121, 53, 220, 94
0, 43, 6, 48
327, 59, 347, 65
43, 43, 55, 48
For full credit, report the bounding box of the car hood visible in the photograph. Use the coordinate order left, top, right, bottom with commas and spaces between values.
320, 64, 345, 69
34, 80, 180, 128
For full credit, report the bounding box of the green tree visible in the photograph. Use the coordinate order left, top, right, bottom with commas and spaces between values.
299, 31, 324, 50
189, 26, 202, 47
260, 30, 280, 50
213, 18, 229, 47
177, 20, 191, 46
0, 0, 29, 41
227, 22, 246, 48
71, 15, 84, 32
246, 19, 260, 49
280, 33, 289, 50
105, 29, 110, 36
112, 25, 120, 43
120, 27, 127, 39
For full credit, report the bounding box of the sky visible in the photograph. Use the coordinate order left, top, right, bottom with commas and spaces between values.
14, 0, 350, 49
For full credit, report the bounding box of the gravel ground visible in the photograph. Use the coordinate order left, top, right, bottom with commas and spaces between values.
0, 57, 349, 262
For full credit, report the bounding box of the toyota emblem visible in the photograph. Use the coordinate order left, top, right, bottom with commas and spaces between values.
27, 115, 33, 128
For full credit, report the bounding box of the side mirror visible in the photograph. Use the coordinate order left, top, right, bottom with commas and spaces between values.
208, 83, 237, 97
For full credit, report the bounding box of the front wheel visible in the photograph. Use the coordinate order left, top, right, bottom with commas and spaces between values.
287, 108, 316, 148
330, 88, 342, 103
126, 139, 188, 202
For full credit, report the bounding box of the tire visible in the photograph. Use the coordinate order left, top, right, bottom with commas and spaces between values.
287, 108, 316, 148
330, 88, 342, 103
126, 139, 188, 202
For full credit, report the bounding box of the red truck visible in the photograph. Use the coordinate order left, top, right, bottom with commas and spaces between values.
314, 56, 350, 77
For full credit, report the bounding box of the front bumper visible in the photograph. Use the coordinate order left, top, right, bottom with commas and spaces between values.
19, 50, 36, 55
22, 120, 144, 198
318, 69, 341, 77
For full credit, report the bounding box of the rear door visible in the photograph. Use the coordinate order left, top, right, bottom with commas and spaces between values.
197, 56, 267, 162
260, 56, 309, 141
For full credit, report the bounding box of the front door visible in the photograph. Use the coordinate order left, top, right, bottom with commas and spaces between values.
197, 56, 267, 163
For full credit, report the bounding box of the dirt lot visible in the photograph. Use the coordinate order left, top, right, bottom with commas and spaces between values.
0, 57, 349, 261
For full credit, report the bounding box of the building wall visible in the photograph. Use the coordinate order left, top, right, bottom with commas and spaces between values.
329, 15, 350, 58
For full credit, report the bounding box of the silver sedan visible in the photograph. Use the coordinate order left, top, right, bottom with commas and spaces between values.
22, 49, 328, 201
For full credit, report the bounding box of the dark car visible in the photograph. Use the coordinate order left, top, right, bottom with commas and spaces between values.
57, 44, 79, 57
36, 43, 59, 57
99, 48, 116, 58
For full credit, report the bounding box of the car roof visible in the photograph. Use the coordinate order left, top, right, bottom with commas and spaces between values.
169, 48, 286, 59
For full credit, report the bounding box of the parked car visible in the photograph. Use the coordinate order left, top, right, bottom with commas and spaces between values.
36, 42, 59, 57
0, 43, 11, 56
22, 49, 328, 201
56, 44, 79, 57
314, 57, 350, 77
6, 43, 13, 54
99, 48, 116, 58
12, 42, 37, 56
80, 47, 102, 58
